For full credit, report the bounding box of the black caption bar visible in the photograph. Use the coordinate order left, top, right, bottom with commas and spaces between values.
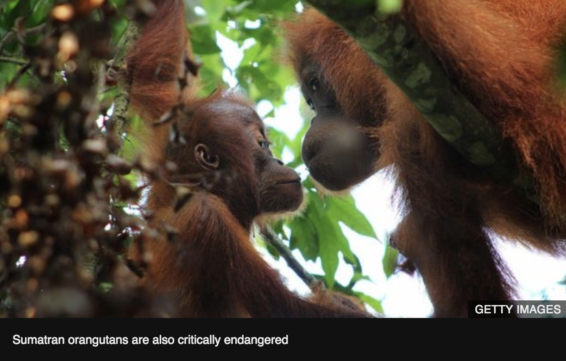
1, 316, 563, 356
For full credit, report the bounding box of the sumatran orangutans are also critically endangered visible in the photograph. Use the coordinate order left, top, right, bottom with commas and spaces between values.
126, 0, 370, 318
284, 1, 566, 317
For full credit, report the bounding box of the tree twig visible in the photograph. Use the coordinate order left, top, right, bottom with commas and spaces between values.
259, 226, 323, 291
0, 56, 27, 65
0, 23, 47, 54
6, 62, 31, 89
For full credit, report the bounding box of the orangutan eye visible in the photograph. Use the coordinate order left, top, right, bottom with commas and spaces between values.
258, 140, 270, 150
309, 77, 320, 92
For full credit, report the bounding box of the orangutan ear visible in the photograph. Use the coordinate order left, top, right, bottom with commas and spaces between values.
194, 144, 220, 170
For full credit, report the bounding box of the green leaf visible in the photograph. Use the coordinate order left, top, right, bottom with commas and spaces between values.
270, 220, 288, 241
110, 17, 129, 46
307, 195, 339, 288
290, 121, 308, 157
327, 195, 378, 239
196, 53, 226, 94
239, 26, 275, 46
308, 193, 359, 287
235, 0, 297, 13
377, 0, 403, 14
302, 177, 317, 191
97, 282, 113, 293
349, 271, 371, 288
0, 63, 18, 88
238, 65, 282, 101
189, 24, 222, 55
289, 214, 319, 262
355, 292, 384, 314
27, 0, 54, 27
200, 0, 228, 22
2, 1, 31, 31
225, 1, 254, 17
267, 127, 291, 160
382, 244, 399, 279
240, 42, 264, 66
108, 0, 128, 10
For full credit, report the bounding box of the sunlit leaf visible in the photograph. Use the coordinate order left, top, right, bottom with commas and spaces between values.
383, 244, 399, 279
189, 24, 222, 54
327, 195, 378, 239
200, 0, 228, 22
377, 0, 403, 14
356, 292, 384, 314
289, 213, 319, 262
28, 0, 55, 27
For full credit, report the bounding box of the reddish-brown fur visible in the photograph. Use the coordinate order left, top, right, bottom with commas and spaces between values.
285, 1, 566, 317
126, 0, 370, 318
127, 0, 191, 122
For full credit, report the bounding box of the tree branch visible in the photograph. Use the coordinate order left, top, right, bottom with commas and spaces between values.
0, 23, 47, 54
0, 56, 27, 65
6, 62, 31, 89
305, 0, 538, 201
259, 226, 322, 291
106, 19, 142, 151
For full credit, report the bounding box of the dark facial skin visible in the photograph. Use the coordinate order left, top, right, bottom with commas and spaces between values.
169, 97, 303, 227
245, 106, 304, 215
300, 64, 379, 191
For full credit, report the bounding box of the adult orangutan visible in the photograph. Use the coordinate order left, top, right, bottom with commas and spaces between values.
284, 1, 566, 317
